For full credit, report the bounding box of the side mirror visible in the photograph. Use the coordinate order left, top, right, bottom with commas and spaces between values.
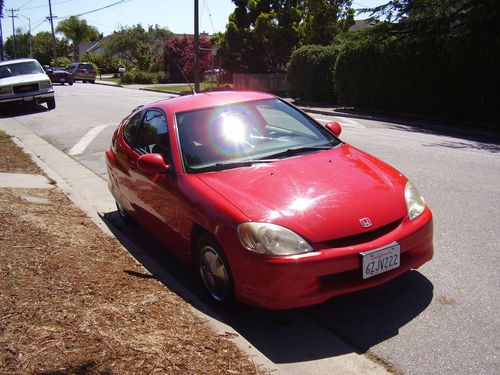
325, 121, 342, 137
137, 153, 170, 174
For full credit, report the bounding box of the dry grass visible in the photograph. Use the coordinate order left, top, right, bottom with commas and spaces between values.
0, 133, 267, 374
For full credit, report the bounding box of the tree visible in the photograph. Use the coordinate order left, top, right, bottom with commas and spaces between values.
215, 0, 353, 73
56, 16, 99, 61
4, 29, 31, 59
299, 0, 354, 45
104, 24, 173, 71
161, 35, 212, 81
32, 31, 71, 66
4, 30, 70, 65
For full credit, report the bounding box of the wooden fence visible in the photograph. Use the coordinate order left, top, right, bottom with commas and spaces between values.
233, 73, 288, 93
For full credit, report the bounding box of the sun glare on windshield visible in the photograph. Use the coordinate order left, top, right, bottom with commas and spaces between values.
219, 113, 253, 148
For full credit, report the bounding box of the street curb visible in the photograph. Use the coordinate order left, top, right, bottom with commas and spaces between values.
95, 80, 123, 88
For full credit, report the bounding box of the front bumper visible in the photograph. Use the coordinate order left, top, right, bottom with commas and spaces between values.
230, 209, 434, 310
0, 89, 54, 105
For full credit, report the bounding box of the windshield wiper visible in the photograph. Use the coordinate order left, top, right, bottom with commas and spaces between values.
265, 143, 334, 159
212, 158, 277, 171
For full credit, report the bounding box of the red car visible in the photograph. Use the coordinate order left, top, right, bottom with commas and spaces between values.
105, 91, 433, 310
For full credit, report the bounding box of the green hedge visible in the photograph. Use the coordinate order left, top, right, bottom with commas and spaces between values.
287, 45, 338, 102
334, 31, 499, 123
121, 71, 170, 84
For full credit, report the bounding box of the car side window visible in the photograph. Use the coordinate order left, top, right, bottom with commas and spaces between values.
123, 112, 143, 146
135, 110, 170, 161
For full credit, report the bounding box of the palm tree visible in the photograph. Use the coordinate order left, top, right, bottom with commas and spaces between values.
56, 16, 99, 61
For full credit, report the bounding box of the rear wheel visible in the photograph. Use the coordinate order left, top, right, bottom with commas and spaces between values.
196, 234, 234, 305
116, 201, 133, 224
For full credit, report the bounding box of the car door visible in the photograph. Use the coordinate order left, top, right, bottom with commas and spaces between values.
126, 109, 184, 253
113, 110, 144, 214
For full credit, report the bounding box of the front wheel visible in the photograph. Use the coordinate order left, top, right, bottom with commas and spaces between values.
196, 234, 234, 305
47, 98, 56, 110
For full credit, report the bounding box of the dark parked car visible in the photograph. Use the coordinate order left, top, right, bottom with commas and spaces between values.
46, 66, 74, 85
69, 62, 96, 83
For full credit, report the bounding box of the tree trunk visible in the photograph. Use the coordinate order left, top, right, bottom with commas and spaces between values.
73, 43, 80, 62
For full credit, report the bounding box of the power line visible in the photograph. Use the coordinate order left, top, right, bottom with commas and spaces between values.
21, 0, 75, 11
60, 0, 132, 19
19, 0, 35, 9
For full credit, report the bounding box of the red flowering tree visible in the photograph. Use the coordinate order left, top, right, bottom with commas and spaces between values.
162, 36, 212, 82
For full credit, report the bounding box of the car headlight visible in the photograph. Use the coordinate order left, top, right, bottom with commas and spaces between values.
0, 86, 13, 95
39, 80, 52, 89
238, 222, 312, 256
405, 181, 426, 220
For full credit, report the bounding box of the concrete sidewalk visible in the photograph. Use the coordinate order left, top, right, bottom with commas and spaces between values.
1, 100, 390, 375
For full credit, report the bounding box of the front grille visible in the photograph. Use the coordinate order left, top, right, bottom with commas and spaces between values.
13, 83, 39, 94
324, 219, 402, 248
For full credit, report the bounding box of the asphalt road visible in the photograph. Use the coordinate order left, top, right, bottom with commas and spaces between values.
2, 83, 499, 375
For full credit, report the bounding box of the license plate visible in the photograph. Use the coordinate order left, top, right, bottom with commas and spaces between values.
23, 96, 34, 102
61, 78, 65, 82
361, 242, 400, 279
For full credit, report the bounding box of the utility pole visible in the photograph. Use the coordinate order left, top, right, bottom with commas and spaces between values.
48, 0, 57, 61
7, 8, 17, 59
0, 0, 5, 61
194, 0, 200, 93
19, 15, 31, 57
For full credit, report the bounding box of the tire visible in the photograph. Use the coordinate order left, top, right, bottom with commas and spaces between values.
69, 81, 73, 86
116, 201, 134, 224
90, 80, 95, 84
47, 98, 56, 110
196, 234, 235, 305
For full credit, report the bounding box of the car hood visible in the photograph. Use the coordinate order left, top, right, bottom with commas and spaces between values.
0, 73, 50, 86
197, 144, 408, 243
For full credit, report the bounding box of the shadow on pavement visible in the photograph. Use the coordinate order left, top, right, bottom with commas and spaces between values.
101, 210, 433, 363
296, 102, 500, 152
0, 103, 50, 118
303, 270, 433, 352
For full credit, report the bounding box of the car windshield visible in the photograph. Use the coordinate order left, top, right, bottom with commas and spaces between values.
176, 98, 341, 172
0, 61, 44, 79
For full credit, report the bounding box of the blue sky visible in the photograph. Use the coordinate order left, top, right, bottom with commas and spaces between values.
2, 0, 385, 40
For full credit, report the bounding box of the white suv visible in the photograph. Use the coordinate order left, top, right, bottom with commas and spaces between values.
0, 58, 55, 114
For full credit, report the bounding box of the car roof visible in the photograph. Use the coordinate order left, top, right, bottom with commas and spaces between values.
146, 91, 276, 113
0, 58, 39, 67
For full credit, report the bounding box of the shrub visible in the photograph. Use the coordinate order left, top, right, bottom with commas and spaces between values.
121, 70, 170, 84
81, 53, 124, 74
50, 56, 72, 68
286, 45, 338, 102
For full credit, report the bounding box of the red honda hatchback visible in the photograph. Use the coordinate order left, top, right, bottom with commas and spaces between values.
105, 91, 433, 310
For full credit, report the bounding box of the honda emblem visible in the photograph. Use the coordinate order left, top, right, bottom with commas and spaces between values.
359, 217, 372, 228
